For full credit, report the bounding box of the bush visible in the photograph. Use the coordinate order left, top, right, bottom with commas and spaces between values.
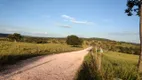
23, 37, 47, 44
66, 35, 83, 46
7, 33, 22, 42
108, 46, 140, 55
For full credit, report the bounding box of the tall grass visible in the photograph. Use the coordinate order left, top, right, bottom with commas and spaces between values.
0, 41, 82, 65
76, 49, 139, 80
102, 51, 138, 80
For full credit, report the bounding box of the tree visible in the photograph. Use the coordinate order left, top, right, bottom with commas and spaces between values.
125, 0, 142, 73
66, 35, 83, 46
8, 33, 22, 42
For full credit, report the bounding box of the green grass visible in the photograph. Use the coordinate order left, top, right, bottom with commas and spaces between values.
0, 41, 82, 65
102, 51, 138, 80
75, 52, 102, 80
103, 51, 138, 66
76, 50, 139, 80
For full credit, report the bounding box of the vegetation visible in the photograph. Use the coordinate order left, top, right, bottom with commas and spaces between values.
0, 33, 141, 79
66, 35, 83, 46
7, 33, 22, 42
1, 33, 140, 55
108, 45, 140, 55
1, 34, 140, 55
125, 0, 142, 73
0, 41, 82, 66
87, 39, 140, 55
75, 37, 141, 80
76, 49, 139, 80
23, 37, 48, 44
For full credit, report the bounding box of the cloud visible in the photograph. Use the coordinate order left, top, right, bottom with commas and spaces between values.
61, 15, 94, 25
60, 25, 71, 28
62, 15, 75, 21
1, 27, 48, 35
28, 31, 63, 37
0, 25, 63, 37
108, 32, 138, 36
71, 20, 94, 25
5, 28, 20, 32
30, 32, 48, 35
56, 23, 71, 28
2, 28, 24, 33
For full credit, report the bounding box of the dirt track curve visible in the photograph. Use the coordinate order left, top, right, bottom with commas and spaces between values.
0, 47, 92, 80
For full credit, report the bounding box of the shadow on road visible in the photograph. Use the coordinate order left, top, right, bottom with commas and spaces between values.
0, 57, 55, 80
0, 54, 57, 79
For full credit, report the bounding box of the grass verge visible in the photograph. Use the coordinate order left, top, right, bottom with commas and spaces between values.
76, 50, 139, 80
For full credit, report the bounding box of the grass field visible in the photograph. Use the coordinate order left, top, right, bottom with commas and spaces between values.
76, 50, 139, 80
102, 51, 138, 80
0, 41, 82, 66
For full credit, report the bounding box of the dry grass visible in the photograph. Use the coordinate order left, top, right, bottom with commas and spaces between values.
0, 41, 82, 65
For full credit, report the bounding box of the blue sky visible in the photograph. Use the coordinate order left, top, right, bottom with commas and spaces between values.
0, 0, 140, 43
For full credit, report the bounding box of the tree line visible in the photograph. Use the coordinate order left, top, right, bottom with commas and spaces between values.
6, 33, 140, 55
7, 33, 83, 46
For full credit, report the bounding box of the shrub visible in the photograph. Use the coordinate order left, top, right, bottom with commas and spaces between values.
66, 35, 83, 46
23, 37, 47, 44
7, 33, 22, 42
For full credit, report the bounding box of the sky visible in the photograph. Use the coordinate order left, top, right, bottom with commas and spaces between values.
0, 0, 140, 43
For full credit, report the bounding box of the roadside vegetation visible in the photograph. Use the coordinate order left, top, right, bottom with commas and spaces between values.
0, 33, 84, 68
75, 38, 141, 80
86, 39, 140, 55
0, 41, 82, 65
0, 33, 141, 79
76, 49, 139, 80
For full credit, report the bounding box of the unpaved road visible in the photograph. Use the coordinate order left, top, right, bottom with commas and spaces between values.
0, 47, 92, 80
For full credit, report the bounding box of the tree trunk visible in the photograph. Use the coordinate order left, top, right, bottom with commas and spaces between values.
138, 3, 142, 73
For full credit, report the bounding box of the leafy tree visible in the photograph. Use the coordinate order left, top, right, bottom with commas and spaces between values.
66, 35, 83, 46
8, 33, 22, 42
125, 0, 142, 73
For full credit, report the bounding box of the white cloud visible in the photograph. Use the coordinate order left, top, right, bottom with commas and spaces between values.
44, 32, 48, 34
56, 23, 71, 28
28, 31, 63, 37
30, 32, 48, 35
60, 25, 71, 28
0, 25, 62, 37
5, 28, 20, 32
61, 15, 94, 25
71, 20, 94, 25
62, 15, 75, 21
108, 32, 138, 36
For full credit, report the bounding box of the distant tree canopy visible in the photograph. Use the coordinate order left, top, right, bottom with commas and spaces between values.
8, 33, 22, 42
66, 35, 83, 46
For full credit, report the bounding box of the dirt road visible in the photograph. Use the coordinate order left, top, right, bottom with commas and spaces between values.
0, 47, 92, 80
